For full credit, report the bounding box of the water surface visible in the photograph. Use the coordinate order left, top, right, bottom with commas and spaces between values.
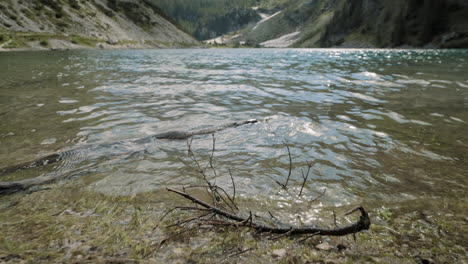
0, 49, 467, 215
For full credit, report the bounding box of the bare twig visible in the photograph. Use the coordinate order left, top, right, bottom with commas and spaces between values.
333, 211, 339, 228
271, 227, 293, 240
228, 168, 236, 204
221, 247, 255, 262
205, 134, 218, 179
283, 141, 293, 188
182, 185, 238, 211
166, 212, 214, 228
310, 188, 327, 202
299, 161, 313, 197
268, 211, 276, 219
154, 208, 178, 230
177, 156, 199, 173
183, 137, 222, 207
298, 231, 321, 243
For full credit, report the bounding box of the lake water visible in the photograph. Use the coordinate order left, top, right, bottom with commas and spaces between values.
0, 48, 467, 215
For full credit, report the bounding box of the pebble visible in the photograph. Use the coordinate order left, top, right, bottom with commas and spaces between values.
272, 248, 286, 258
316, 242, 332, 251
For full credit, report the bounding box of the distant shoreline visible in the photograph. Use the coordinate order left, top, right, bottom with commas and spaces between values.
0, 38, 201, 52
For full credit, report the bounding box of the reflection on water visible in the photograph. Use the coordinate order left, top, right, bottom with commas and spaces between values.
0, 49, 467, 210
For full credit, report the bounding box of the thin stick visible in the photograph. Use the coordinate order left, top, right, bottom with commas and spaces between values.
299, 161, 312, 197
310, 188, 327, 202
333, 211, 339, 228
206, 134, 218, 179
298, 231, 321, 243
221, 247, 255, 262
283, 141, 293, 188
228, 168, 236, 203
166, 212, 213, 228
177, 156, 199, 173
153, 208, 178, 230
182, 185, 238, 211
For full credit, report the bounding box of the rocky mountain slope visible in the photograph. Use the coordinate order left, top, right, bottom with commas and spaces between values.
226, 0, 468, 48
0, 0, 199, 50
152, 0, 261, 41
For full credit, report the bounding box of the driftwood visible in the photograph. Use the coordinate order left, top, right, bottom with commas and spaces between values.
165, 136, 371, 239
0, 119, 258, 195
167, 188, 370, 236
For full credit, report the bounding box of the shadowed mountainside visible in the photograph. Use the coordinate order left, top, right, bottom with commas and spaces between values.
219, 0, 468, 48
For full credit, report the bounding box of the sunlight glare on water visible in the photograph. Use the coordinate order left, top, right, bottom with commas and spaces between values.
0, 49, 467, 213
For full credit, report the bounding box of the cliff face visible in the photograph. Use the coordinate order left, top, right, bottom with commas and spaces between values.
235, 0, 468, 48
0, 0, 198, 50
319, 0, 468, 48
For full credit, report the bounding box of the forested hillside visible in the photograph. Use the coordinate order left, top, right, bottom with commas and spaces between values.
152, 0, 262, 40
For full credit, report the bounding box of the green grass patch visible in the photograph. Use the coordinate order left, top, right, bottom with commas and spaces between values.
0, 33, 9, 44
39, 39, 48, 47
0, 183, 465, 263
116, 39, 138, 46
0, 31, 105, 49
3, 37, 28, 49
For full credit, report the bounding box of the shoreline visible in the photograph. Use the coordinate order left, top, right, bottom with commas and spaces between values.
1, 31, 466, 52
0, 38, 201, 52
2, 44, 467, 52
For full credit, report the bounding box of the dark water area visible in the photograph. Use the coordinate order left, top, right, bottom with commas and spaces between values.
0, 49, 467, 219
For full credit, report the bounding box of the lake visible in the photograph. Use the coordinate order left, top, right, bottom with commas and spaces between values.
0, 48, 467, 221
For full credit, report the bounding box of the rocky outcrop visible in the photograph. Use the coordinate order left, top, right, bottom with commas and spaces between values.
0, 0, 199, 50
319, 0, 468, 48
234, 0, 468, 48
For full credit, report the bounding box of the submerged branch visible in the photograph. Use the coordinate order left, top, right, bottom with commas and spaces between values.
276, 141, 293, 189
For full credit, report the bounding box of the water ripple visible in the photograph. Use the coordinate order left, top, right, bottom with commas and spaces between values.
1, 49, 467, 205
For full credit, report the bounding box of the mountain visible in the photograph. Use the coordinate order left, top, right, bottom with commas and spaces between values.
151, 0, 261, 40
2, 0, 467, 50
0, 0, 199, 50
217, 0, 468, 48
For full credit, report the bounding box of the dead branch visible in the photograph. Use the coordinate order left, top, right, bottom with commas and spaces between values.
276, 141, 293, 189
181, 185, 238, 211
205, 134, 218, 179
180, 137, 221, 207
178, 136, 240, 212
299, 160, 314, 197
228, 168, 236, 203
221, 247, 255, 262
167, 188, 371, 237
310, 188, 327, 202
169, 136, 370, 240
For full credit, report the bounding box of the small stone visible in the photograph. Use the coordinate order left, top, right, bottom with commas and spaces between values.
369, 257, 382, 263
420, 258, 435, 264
316, 242, 332, 251
336, 243, 347, 251
272, 248, 287, 258
173, 248, 185, 255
